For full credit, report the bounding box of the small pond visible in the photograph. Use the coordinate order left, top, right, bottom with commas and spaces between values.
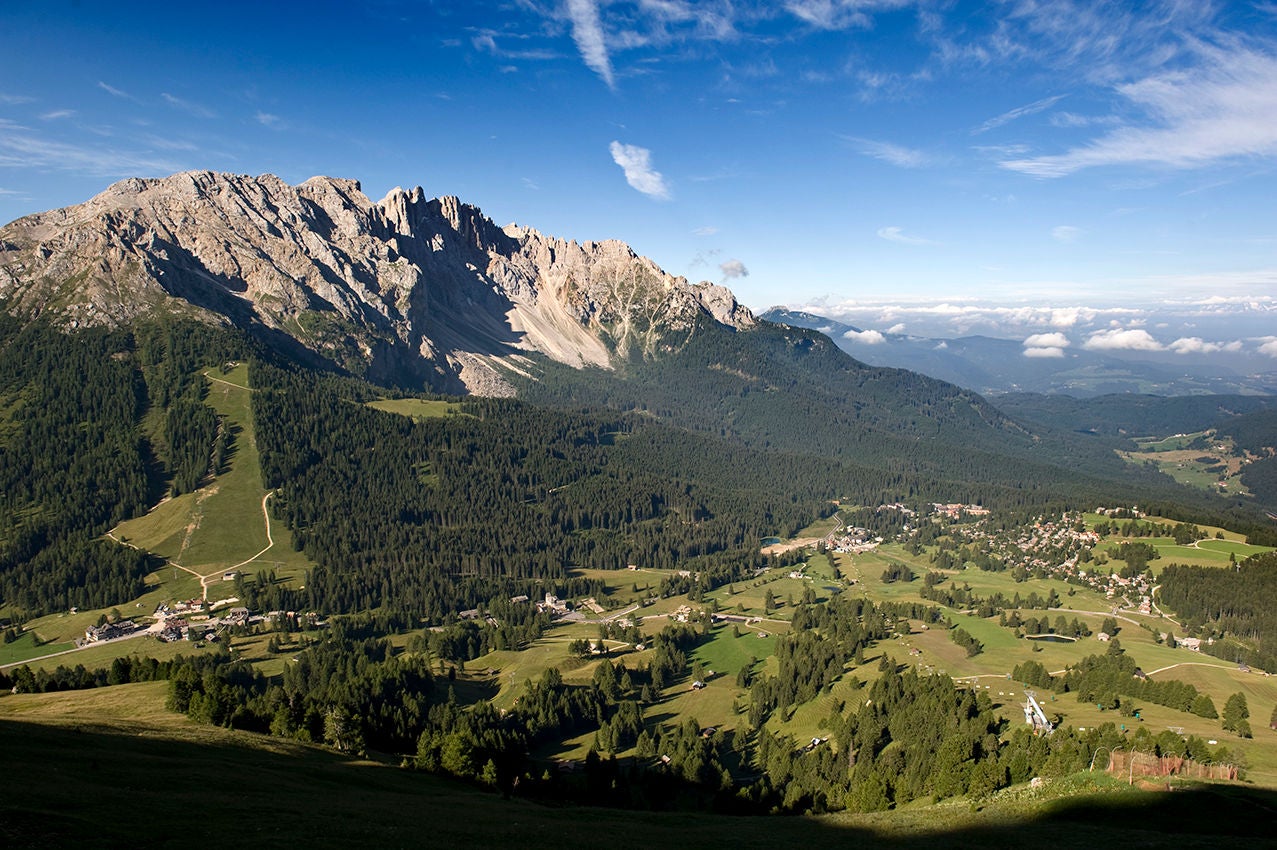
1026, 634, 1077, 643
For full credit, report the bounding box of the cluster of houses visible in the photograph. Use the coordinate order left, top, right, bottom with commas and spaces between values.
935, 510, 1230, 647
931, 502, 991, 520
825, 525, 882, 554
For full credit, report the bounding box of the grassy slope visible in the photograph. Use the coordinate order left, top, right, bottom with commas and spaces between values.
3, 364, 315, 666
115, 364, 311, 586
2, 684, 1275, 850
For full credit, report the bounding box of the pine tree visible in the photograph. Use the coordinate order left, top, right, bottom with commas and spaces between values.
1222, 692, 1250, 732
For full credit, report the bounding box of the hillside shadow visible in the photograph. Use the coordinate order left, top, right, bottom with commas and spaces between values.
4, 718, 1277, 849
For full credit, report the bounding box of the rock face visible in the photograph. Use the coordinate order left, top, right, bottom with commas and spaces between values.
0, 171, 754, 394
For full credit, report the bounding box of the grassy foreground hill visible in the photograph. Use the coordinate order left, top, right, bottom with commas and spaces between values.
2, 683, 1275, 850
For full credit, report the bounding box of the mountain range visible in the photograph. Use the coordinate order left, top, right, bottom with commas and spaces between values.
0, 171, 749, 396
1, 171, 1271, 530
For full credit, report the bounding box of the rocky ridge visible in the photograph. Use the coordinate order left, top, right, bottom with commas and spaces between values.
0, 171, 753, 394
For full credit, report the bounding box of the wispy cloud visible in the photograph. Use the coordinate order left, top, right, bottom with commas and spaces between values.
1049, 111, 1120, 128
692, 225, 719, 236
39, 109, 75, 121
847, 136, 936, 168
566, 0, 615, 88
1051, 225, 1082, 243
0, 119, 183, 177
97, 81, 134, 100
877, 226, 937, 246
609, 141, 671, 199
255, 111, 284, 129
973, 94, 1065, 134
785, 0, 914, 31
719, 258, 749, 279
1002, 39, 1277, 177
162, 92, 216, 119
0, 93, 35, 106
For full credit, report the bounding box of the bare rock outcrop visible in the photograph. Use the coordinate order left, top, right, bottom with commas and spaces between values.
0, 171, 754, 394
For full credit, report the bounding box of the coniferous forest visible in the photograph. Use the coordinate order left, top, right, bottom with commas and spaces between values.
1, 314, 1275, 832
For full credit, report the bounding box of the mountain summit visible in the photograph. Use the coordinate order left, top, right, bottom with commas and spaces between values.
0, 171, 752, 394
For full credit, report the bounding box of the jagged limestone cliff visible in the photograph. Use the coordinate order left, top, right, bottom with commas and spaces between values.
0, 171, 753, 394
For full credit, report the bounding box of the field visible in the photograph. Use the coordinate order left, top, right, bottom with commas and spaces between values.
1119, 433, 1251, 497
366, 397, 458, 419
113, 364, 312, 591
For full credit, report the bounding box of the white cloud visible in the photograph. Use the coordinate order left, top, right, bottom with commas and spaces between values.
39, 109, 74, 121
877, 226, 937, 246
566, 0, 615, 88
887, 322, 907, 334
974, 94, 1066, 134
256, 112, 282, 128
1049, 307, 1094, 327
1024, 346, 1066, 358
847, 137, 935, 168
1082, 328, 1164, 351
1258, 337, 1277, 357
1051, 225, 1082, 243
844, 328, 887, 344
692, 225, 719, 236
720, 258, 749, 279
1168, 336, 1243, 354
1024, 332, 1070, 348
609, 141, 671, 199
1001, 40, 1277, 176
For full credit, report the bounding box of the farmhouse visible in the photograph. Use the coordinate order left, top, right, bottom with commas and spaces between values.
84, 620, 138, 642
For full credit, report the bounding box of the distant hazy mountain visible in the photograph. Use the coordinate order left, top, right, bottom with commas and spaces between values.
762, 308, 1277, 398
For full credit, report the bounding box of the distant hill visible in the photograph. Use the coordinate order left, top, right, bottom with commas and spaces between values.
761, 308, 1277, 398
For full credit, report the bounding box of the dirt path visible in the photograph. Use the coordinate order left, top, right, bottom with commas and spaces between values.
1047, 607, 1144, 627
1145, 660, 1235, 676
106, 490, 276, 601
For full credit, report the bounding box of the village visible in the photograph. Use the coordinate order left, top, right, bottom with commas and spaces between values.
78, 598, 322, 649
933, 508, 1165, 616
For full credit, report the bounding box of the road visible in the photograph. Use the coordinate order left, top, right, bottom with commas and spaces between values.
5, 489, 281, 671
0, 627, 153, 670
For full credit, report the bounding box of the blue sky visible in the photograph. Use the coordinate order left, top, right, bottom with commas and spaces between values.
2, 1, 1275, 356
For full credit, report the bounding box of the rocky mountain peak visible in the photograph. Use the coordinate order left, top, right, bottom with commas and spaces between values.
0, 171, 754, 395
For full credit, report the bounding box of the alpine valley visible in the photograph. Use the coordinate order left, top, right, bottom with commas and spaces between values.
3, 172, 1277, 849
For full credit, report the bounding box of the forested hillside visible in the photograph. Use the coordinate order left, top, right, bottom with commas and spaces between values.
995, 393, 1276, 438
519, 317, 1224, 511
1160, 552, 1277, 670
0, 319, 254, 615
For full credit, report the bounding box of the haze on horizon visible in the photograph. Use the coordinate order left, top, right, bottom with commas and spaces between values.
2, 1, 1275, 360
